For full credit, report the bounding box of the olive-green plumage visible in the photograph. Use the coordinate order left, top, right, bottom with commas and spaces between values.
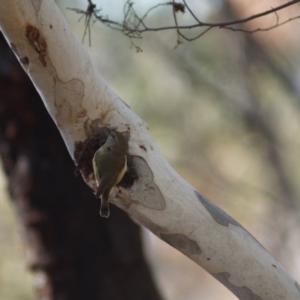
93, 131, 128, 217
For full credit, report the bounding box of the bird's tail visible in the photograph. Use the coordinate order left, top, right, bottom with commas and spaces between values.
100, 190, 110, 218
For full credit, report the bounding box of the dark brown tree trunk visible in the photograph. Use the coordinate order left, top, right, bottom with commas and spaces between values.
0, 33, 162, 300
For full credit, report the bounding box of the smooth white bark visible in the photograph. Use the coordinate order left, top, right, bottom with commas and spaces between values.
1, 1, 300, 299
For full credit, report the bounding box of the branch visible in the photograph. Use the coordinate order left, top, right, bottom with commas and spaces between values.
222, 15, 300, 34
68, 0, 300, 46
1, 1, 300, 299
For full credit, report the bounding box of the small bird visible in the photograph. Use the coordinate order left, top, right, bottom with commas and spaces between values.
92, 130, 128, 217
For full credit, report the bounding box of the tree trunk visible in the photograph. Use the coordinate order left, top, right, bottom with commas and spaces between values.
0, 32, 162, 300
1, 1, 300, 299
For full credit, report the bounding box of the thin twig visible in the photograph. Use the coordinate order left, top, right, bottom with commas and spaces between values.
223, 15, 300, 34
68, 0, 300, 47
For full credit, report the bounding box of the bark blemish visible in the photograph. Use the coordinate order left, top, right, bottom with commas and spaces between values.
213, 272, 263, 300
25, 24, 47, 67
20, 56, 29, 65
76, 108, 86, 118
296, 281, 300, 293
10, 43, 19, 56
160, 233, 202, 257
195, 191, 239, 227
139, 145, 147, 152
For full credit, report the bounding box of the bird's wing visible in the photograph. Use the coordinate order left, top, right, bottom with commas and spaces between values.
95, 172, 119, 198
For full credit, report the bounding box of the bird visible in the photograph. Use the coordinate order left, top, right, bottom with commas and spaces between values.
92, 130, 128, 217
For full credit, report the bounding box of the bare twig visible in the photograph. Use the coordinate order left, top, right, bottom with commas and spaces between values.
68, 0, 99, 46
68, 0, 300, 46
222, 15, 300, 34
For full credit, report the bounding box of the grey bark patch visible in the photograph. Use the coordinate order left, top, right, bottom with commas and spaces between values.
296, 281, 300, 293
130, 156, 165, 210
160, 233, 201, 256
195, 191, 272, 254
195, 190, 239, 226
213, 272, 263, 300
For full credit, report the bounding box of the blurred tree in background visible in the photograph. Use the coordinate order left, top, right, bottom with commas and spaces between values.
0, 29, 161, 300
1, 0, 300, 299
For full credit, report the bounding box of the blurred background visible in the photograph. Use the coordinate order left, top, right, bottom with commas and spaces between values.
1, 0, 300, 299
